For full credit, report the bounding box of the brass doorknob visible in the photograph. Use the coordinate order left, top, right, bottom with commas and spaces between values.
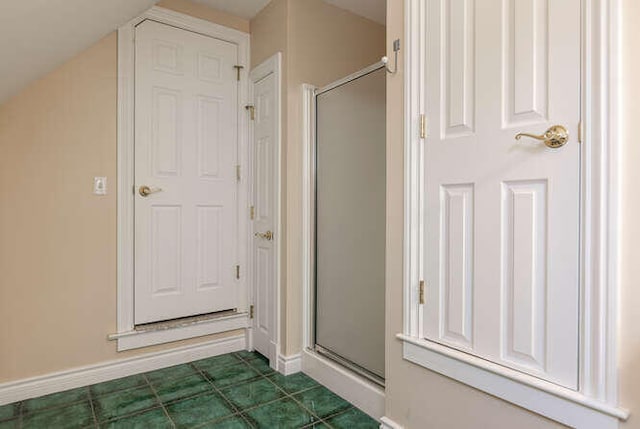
515, 125, 569, 149
139, 185, 162, 197
254, 230, 273, 241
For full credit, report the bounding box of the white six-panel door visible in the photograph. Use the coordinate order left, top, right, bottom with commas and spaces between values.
250, 67, 278, 363
134, 20, 239, 324
422, 0, 580, 388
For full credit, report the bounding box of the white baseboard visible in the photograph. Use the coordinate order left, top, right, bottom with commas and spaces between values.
302, 348, 385, 420
277, 353, 302, 375
0, 334, 246, 406
380, 416, 404, 429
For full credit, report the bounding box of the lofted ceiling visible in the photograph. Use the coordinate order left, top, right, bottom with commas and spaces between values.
323, 0, 386, 25
0, 0, 385, 105
191, 0, 271, 20
0, 0, 158, 104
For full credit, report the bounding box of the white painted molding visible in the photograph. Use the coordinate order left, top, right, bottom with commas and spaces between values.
301, 84, 317, 352
0, 334, 246, 406
116, 6, 251, 350
401, 335, 628, 428
109, 313, 249, 350
379, 416, 404, 429
401, 0, 624, 425
277, 353, 302, 376
302, 349, 384, 421
248, 52, 283, 368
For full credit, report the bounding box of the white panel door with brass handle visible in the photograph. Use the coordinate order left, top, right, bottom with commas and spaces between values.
134, 20, 239, 324
422, 0, 580, 388
250, 61, 279, 364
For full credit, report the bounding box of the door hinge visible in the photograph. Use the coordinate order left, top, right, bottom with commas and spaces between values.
236, 165, 241, 182
578, 120, 583, 144
250, 206, 255, 220
420, 114, 427, 139
236, 265, 240, 279
245, 105, 255, 120
419, 280, 425, 304
233, 65, 244, 81
249, 305, 254, 319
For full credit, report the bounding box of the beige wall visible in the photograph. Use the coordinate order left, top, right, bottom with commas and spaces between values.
0, 1, 248, 384
385, 1, 640, 428
619, 0, 640, 427
251, 0, 385, 355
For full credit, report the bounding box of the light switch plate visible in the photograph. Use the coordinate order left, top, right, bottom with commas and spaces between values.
93, 177, 107, 195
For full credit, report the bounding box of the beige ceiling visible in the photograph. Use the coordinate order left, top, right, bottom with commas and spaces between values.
323, 0, 386, 25
0, 0, 159, 104
191, 0, 271, 19
0, 0, 385, 105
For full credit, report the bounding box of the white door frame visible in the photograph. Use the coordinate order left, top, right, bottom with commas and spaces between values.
247, 53, 283, 367
398, 0, 627, 428
115, 6, 251, 351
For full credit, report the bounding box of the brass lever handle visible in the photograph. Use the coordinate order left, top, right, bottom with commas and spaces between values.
254, 230, 273, 241
515, 125, 569, 149
139, 185, 162, 197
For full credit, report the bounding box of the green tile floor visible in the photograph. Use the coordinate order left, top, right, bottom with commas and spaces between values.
0, 351, 379, 429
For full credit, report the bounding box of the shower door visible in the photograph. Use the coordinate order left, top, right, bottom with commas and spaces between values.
314, 66, 386, 382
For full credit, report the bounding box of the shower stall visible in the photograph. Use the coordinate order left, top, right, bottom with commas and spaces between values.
311, 62, 386, 385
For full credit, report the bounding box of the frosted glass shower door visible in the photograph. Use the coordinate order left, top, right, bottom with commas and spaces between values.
315, 67, 386, 381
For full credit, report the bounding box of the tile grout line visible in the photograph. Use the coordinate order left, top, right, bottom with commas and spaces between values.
85, 386, 99, 428
189, 361, 257, 429
142, 373, 176, 429
236, 355, 333, 427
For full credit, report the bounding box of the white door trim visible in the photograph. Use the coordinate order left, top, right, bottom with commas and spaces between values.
247, 52, 283, 367
116, 6, 250, 351
400, 0, 626, 427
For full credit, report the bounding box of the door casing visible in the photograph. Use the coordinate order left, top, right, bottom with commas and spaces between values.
115, 6, 251, 351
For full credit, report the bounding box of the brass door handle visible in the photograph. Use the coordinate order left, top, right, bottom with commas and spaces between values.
254, 230, 273, 241
515, 125, 569, 149
139, 185, 162, 197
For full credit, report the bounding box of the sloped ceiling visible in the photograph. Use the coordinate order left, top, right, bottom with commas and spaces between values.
323, 0, 386, 25
0, 0, 158, 104
191, 0, 271, 20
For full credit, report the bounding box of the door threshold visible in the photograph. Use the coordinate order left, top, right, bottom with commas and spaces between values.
135, 309, 239, 333
108, 310, 249, 351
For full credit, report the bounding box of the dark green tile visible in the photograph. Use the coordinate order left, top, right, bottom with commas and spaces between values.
166, 392, 234, 429
0, 403, 18, 421
22, 400, 94, 429
152, 373, 211, 404
94, 386, 158, 422
23, 387, 88, 412
325, 407, 378, 429
145, 364, 198, 383
103, 408, 172, 429
267, 372, 319, 394
245, 357, 275, 375
0, 419, 18, 429
294, 386, 351, 419
197, 415, 252, 428
244, 397, 315, 428
193, 354, 242, 371
202, 362, 261, 389
91, 375, 147, 396
220, 378, 284, 409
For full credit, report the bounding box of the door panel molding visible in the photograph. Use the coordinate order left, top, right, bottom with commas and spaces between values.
116, 6, 250, 350
247, 53, 282, 368
400, 0, 627, 427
